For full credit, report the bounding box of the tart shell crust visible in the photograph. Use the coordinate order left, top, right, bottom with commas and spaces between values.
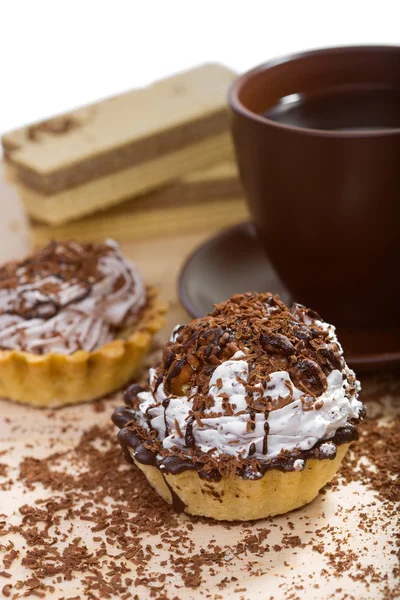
128, 443, 350, 521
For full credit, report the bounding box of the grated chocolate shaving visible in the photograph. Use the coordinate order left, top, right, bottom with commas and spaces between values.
1, 371, 398, 599
159, 293, 346, 404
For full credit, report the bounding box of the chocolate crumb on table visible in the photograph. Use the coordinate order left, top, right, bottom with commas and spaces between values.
0, 372, 399, 599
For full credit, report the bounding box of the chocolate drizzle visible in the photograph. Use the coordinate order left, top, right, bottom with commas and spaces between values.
123, 384, 143, 406
112, 403, 360, 483
161, 473, 186, 513
263, 415, 270, 455
249, 411, 256, 431
185, 417, 196, 448
162, 398, 170, 436
248, 443, 256, 457
111, 410, 189, 512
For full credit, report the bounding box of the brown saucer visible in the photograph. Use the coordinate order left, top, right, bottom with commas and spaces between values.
179, 222, 400, 372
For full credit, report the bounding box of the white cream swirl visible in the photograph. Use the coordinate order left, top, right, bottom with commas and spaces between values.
0, 240, 146, 354
134, 323, 363, 462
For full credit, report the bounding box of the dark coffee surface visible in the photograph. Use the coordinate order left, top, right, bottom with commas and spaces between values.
262, 88, 400, 132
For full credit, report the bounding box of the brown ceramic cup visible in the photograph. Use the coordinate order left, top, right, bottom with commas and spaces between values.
228, 46, 400, 334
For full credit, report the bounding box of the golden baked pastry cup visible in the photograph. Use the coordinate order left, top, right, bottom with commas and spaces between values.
0, 287, 167, 408
128, 443, 349, 521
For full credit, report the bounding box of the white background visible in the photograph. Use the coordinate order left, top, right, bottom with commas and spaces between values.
0, 0, 399, 136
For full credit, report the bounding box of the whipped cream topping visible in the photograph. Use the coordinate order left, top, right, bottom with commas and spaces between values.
135, 354, 362, 461
132, 298, 363, 463
0, 239, 146, 354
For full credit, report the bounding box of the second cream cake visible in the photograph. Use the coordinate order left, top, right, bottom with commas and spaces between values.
0, 239, 166, 407
113, 292, 365, 521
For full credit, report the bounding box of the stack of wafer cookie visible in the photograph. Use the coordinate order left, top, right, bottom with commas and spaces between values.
31, 162, 247, 245
2, 63, 247, 243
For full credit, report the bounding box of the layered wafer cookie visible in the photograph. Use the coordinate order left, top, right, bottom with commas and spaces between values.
30, 162, 248, 245
2, 64, 236, 225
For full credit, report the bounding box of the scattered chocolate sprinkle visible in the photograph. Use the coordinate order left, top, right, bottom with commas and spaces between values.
0, 372, 398, 599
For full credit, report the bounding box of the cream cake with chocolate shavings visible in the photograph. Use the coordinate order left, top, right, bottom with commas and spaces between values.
113, 292, 365, 521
